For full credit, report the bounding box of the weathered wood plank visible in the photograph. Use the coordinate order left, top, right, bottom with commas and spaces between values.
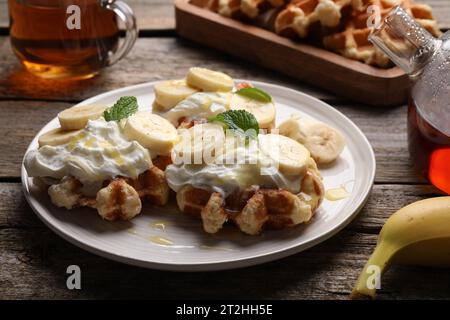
0, 0, 7, 29
0, 227, 370, 299
423, 0, 450, 30
0, 183, 441, 230
0, 37, 336, 102
0, 98, 422, 184
1, 223, 450, 299
0, 101, 69, 178
0, 0, 175, 31
0, 0, 448, 30
336, 102, 422, 184
0, 182, 446, 300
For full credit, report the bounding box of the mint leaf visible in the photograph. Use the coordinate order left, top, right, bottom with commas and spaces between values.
236, 87, 272, 103
104, 96, 138, 122
210, 110, 259, 140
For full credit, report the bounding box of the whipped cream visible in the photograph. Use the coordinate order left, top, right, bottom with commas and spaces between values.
161, 92, 230, 125
166, 143, 302, 198
25, 119, 152, 196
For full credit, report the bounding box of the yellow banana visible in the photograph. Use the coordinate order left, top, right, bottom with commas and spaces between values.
351, 197, 450, 299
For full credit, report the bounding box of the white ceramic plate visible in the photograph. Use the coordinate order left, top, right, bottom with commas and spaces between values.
21, 80, 375, 271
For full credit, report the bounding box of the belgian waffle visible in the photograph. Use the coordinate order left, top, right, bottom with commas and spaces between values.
275, 0, 352, 38
46, 157, 171, 221
323, 0, 441, 67
175, 159, 324, 235
212, 0, 286, 19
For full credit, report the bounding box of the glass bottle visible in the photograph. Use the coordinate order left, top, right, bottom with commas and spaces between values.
369, 6, 450, 195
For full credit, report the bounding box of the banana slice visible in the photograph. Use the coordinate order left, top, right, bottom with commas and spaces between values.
278, 115, 346, 164
161, 92, 231, 126
186, 67, 234, 92
154, 79, 198, 111
58, 105, 106, 130
230, 93, 276, 129
38, 128, 83, 147
258, 134, 310, 175
172, 123, 225, 165
123, 112, 178, 156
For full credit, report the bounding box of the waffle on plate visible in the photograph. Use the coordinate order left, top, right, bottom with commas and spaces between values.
174, 157, 324, 235
25, 67, 348, 236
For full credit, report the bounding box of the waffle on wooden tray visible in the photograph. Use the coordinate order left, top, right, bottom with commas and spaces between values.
323, 0, 442, 66
208, 0, 286, 19
275, 0, 352, 38
209, 0, 441, 67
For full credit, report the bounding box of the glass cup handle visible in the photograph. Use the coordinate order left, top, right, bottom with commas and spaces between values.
101, 0, 138, 66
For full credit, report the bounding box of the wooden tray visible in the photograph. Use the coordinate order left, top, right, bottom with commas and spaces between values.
175, 0, 410, 106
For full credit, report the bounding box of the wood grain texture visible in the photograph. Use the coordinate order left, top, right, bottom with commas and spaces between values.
0, 100, 69, 178
424, 0, 450, 30
0, 37, 336, 102
0, 0, 7, 29
0, 0, 175, 31
0, 99, 424, 184
1, 0, 449, 300
0, 182, 447, 300
0, 0, 448, 30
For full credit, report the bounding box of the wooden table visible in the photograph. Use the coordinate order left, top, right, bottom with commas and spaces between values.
1, 0, 449, 300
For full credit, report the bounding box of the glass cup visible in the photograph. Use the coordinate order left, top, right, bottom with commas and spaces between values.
8, 0, 137, 79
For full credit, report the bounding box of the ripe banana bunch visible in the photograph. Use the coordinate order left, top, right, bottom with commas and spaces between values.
153, 79, 198, 111
258, 134, 311, 175
124, 112, 179, 157
172, 123, 226, 165
230, 93, 276, 129
58, 104, 106, 130
278, 114, 345, 164
351, 197, 450, 299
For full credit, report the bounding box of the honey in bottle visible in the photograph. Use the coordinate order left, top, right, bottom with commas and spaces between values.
370, 7, 450, 194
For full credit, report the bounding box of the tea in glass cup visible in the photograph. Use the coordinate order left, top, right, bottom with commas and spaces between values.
8, 0, 137, 79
